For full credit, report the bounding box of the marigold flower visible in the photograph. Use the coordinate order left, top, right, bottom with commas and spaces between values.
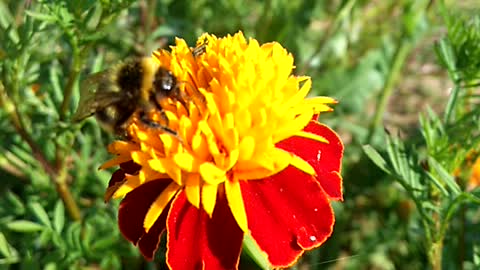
102, 32, 344, 269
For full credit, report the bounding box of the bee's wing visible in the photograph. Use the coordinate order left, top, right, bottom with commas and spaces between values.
72, 71, 123, 122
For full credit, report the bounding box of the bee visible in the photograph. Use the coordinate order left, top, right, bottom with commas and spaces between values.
72, 58, 173, 135
73, 44, 206, 136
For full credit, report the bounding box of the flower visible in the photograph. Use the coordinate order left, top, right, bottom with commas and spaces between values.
102, 32, 344, 269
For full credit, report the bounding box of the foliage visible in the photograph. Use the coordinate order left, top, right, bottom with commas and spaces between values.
0, 0, 479, 269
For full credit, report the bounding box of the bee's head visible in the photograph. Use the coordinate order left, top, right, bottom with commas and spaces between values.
153, 68, 177, 94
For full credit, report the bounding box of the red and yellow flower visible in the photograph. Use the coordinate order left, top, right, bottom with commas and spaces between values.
102, 32, 344, 269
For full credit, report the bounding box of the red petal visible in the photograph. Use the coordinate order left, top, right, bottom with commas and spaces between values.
120, 160, 142, 172
277, 121, 344, 200
240, 166, 334, 267
108, 169, 128, 188
138, 203, 171, 260
166, 191, 243, 270
108, 161, 141, 188
118, 179, 172, 260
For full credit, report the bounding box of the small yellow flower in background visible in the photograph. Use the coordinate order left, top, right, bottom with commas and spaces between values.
469, 156, 480, 190
103, 32, 344, 269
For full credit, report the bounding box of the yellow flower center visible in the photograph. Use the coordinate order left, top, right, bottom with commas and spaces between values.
103, 32, 336, 232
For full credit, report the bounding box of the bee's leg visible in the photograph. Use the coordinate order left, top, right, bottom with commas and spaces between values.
180, 79, 206, 116
192, 37, 208, 58
148, 93, 171, 126
138, 111, 182, 143
156, 105, 171, 127
192, 44, 206, 58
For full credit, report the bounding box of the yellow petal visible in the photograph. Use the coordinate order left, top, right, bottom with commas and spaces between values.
184, 174, 201, 208
173, 152, 201, 172
199, 162, 227, 185
107, 141, 137, 154
290, 154, 316, 176
99, 155, 132, 170
238, 136, 255, 161
144, 182, 180, 232
110, 174, 141, 199
148, 158, 166, 173
225, 177, 248, 232
201, 183, 218, 217
295, 131, 329, 143
251, 147, 292, 172
283, 77, 311, 108
104, 179, 126, 202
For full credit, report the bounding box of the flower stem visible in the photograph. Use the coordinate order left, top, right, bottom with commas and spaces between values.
366, 40, 412, 142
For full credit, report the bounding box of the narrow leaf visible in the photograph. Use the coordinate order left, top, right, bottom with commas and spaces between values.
0, 232, 15, 258
434, 39, 456, 71
425, 172, 449, 196
29, 202, 52, 228
6, 220, 44, 232
362, 145, 392, 174
53, 201, 65, 234
24, 10, 56, 22
428, 157, 461, 195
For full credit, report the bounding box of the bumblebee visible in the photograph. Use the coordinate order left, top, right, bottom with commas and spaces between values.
73, 44, 206, 136
72, 58, 174, 135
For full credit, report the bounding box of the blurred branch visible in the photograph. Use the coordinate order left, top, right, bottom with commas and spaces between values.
0, 81, 81, 221
299, 0, 357, 74
366, 40, 412, 142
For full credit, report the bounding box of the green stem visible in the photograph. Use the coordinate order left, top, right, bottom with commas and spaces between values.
56, 45, 83, 169
429, 240, 443, 270
366, 40, 412, 142
458, 204, 465, 269
429, 194, 443, 270
53, 45, 84, 222
59, 47, 83, 121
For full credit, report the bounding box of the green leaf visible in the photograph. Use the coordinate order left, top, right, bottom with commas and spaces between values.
427, 157, 461, 195
0, 232, 17, 259
53, 201, 65, 234
474, 245, 480, 267
243, 235, 271, 270
6, 220, 45, 232
421, 201, 439, 213
44, 262, 57, 270
4, 191, 25, 215
0, 2, 14, 29
65, 222, 82, 250
29, 202, 52, 228
49, 63, 64, 107
425, 172, 449, 196
25, 10, 56, 23
100, 254, 121, 270
362, 145, 392, 174
37, 228, 53, 246
91, 237, 117, 251
386, 135, 401, 173
434, 38, 456, 72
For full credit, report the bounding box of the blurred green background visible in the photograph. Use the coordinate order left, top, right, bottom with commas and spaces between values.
1, 0, 480, 269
